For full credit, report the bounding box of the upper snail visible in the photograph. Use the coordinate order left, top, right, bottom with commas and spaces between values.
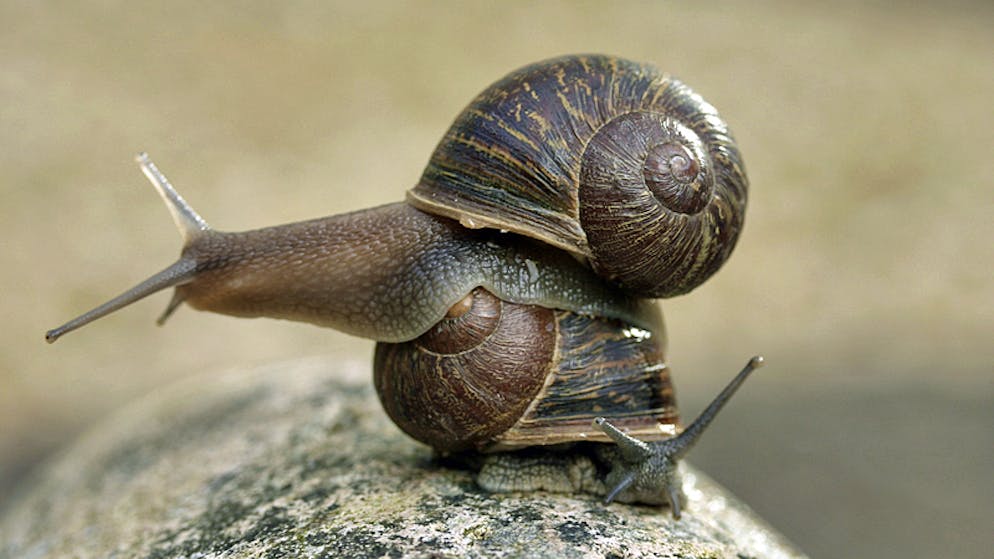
410, 54, 748, 297
46, 54, 747, 345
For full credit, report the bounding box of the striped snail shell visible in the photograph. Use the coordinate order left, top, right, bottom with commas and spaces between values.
374, 287, 676, 453
408, 54, 748, 297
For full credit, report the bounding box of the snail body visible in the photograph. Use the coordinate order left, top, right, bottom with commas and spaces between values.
149, 202, 660, 343
47, 55, 761, 519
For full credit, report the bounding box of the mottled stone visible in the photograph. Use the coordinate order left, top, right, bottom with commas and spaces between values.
0, 358, 805, 559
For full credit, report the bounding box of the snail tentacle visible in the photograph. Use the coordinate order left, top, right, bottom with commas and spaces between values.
135, 152, 210, 243
666, 355, 765, 459
45, 257, 198, 343
603, 471, 637, 504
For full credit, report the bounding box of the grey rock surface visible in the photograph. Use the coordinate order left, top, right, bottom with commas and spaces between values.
0, 357, 805, 559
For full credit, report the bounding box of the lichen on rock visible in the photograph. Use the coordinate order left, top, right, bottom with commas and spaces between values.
0, 358, 805, 559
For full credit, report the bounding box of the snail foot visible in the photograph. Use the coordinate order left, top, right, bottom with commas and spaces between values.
476, 448, 603, 496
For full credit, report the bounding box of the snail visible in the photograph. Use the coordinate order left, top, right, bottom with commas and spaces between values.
46, 55, 761, 519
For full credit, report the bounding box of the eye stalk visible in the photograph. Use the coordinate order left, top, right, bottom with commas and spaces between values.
595, 356, 765, 519
45, 153, 207, 343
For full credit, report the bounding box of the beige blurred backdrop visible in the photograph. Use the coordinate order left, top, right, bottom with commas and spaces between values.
2, 2, 991, 557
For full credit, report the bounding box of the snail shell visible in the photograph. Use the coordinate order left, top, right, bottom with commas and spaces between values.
374, 288, 676, 452
409, 54, 748, 297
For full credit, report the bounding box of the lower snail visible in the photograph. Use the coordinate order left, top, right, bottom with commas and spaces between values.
46, 55, 762, 519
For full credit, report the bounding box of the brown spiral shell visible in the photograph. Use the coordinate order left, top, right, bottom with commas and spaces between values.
407, 54, 748, 298
373, 288, 678, 452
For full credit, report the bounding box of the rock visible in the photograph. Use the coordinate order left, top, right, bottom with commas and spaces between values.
0, 358, 805, 559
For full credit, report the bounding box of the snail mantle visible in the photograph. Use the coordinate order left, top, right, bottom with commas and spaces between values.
0, 358, 806, 559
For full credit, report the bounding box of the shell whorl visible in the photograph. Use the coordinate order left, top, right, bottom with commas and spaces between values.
408, 54, 748, 298
373, 288, 555, 452
373, 288, 678, 453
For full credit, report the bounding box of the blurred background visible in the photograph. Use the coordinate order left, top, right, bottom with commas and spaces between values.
2, 1, 991, 557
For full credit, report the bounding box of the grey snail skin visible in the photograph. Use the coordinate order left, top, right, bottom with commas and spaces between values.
47, 55, 763, 520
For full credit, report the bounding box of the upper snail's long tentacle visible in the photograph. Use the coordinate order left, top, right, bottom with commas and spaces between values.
45, 258, 198, 343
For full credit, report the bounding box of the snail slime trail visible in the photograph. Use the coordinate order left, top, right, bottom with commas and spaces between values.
47, 55, 762, 519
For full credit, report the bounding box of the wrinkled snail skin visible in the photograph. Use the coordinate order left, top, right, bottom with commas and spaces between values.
174, 203, 662, 342
45, 199, 660, 344
46, 55, 760, 519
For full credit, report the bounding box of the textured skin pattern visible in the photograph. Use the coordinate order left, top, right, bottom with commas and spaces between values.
176, 203, 659, 342
408, 54, 747, 297
476, 444, 678, 508
476, 449, 604, 496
